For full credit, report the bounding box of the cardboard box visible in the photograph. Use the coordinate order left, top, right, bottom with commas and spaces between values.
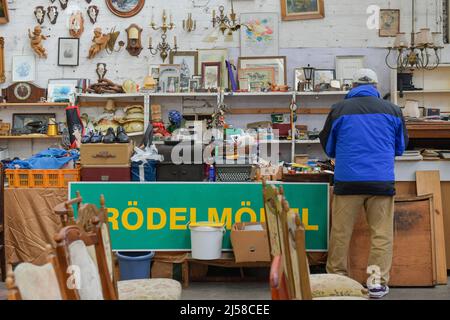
230, 222, 271, 263
80, 143, 134, 166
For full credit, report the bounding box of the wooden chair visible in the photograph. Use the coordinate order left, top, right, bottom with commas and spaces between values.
0, 162, 6, 281
263, 182, 368, 300
6, 245, 70, 300
54, 224, 116, 300
55, 195, 182, 300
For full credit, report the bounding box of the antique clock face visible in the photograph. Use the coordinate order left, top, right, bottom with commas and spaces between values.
13, 83, 32, 101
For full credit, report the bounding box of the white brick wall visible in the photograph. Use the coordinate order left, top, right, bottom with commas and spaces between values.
0, 0, 444, 88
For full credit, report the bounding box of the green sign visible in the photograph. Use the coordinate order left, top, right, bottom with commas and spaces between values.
69, 182, 329, 252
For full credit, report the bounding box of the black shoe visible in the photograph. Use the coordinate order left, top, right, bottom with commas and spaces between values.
91, 131, 103, 143
116, 126, 130, 143
103, 127, 116, 144
81, 131, 93, 144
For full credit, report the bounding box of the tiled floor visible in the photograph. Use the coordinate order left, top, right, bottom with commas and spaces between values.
2, 278, 450, 300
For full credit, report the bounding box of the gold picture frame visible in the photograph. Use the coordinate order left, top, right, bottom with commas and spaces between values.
379, 9, 400, 37
0, 0, 9, 24
280, 0, 325, 21
105, 0, 145, 18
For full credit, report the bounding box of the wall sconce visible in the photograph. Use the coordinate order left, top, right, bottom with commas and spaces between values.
183, 13, 196, 32
148, 34, 178, 63
106, 27, 125, 54
126, 24, 143, 57
150, 9, 175, 34
211, 1, 241, 37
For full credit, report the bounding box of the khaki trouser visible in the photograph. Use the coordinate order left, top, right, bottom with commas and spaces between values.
326, 195, 394, 286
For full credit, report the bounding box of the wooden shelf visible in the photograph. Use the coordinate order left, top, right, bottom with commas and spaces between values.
398, 90, 450, 94
0, 135, 62, 140
406, 122, 450, 139
228, 107, 330, 115
0, 103, 69, 107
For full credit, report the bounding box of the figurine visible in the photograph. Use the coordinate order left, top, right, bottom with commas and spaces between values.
87, 5, 99, 24
59, 0, 68, 10
47, 6, 59, 24
34, 6, 46, 25
88, 27, 110, 59
28, 26, 48, 59
69, 11, 84, 38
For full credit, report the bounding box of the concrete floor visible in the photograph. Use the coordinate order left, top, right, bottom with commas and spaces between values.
2, 278, 450, 300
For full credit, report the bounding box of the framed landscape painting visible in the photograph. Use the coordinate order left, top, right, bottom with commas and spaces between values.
280, 0, 325, 21
240, 13, 279, 56
106, 0, 145, 18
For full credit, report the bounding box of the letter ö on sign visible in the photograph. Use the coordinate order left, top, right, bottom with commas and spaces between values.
122, 202, 144, 231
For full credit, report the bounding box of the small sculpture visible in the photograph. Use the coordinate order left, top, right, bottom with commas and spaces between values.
69, 11, 84, 38
87, 5, 99, 24
28, 25, 48, 59
47, 6, 59, 24
88, 27, 110, 59
34, 6, 46, 25
59, 0, 68, 10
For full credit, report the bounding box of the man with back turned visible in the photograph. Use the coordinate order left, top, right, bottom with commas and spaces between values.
319, 68, 408, 299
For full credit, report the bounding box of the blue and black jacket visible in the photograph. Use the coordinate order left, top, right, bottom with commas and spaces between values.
319, 85, 409, 196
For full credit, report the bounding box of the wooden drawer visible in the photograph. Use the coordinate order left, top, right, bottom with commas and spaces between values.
81, 166, 131, 182
80, 143, 134, 166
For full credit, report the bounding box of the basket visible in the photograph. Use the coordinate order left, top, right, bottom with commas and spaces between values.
5, 168, 81, 188
216, 164, 255, 182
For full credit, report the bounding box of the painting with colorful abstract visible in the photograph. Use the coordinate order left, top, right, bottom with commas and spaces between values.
240, 13, 279, 56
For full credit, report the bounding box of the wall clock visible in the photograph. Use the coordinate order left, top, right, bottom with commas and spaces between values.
105, 0, 145, 18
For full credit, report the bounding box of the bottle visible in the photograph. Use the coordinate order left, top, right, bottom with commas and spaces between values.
208, 165, 216, 182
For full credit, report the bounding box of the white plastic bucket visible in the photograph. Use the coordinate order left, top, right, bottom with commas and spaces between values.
189, 223, 225, 260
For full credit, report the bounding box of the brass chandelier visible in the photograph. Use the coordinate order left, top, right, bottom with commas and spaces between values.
385, 0, 444, 71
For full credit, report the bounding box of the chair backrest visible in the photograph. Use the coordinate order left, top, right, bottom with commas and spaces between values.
262, 180, 282, 257
6, 245, 67, 300
54, 193, 115, 286
54, 224, 117, 300
53, 191, 82, 227
280, 198, 313, 300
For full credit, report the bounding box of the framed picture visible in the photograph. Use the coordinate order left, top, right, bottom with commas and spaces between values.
294, 68, 306, 91
198, 49, 228, 89
105, 0, 145, 18
238, 67, 275, 91
240, 13, 279, 57
238, 56, 287, 85
149, 64, 160, 79
313, 69, 335, 88
47, 79, 79, 103
170, 51, 198, 92
280, 0, 325, 21
12, 113, 56, 133
12, 56, 36, 83
335, 56, 365, 81
201, 62, 221, 90
0, 37, 5, 83
379, 9, 400, 37
159, 64, 180, 93
0, 0, 9, 24
166, 76, 179, 93
58, 38, 80, 67
189, 79, 200, 92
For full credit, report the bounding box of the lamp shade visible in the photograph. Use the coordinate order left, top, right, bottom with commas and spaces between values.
128, 27, 139, 40
416, 28, 433, 47
432, 32, 444, 48
303, 65, 314, 81
393, 32, 409, 49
